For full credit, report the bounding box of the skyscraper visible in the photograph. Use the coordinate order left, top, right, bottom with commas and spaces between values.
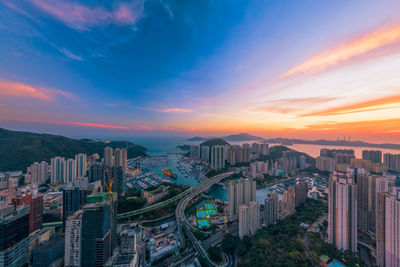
211, 145, 225, 170
50, 156, 65, 185
238, 205, 249, 239
384, 153, 400, 172
295, 182, 307, 207
113, 148, 127, 171
249, 201, 260, 235
75, 153, 87, 178
283, 186, 295, 215
264, 193, 279, 226
81, 192, 117, 267
362, 150, 382, 164
64, 158, 77, 183
356, 169, 374, 234
0, 205, 30, 266
328, 170, 357, 252
376, 192, 400, 267
104, 146, 114, 167
30, 161, 48, 184
228, 181, 236, 218
62, 187, 92, 231
12, 193, 43, 233
65, 210, 82, 267
200, 146, 210, 161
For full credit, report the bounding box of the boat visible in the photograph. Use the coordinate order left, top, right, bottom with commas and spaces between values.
161, 168, 177, 179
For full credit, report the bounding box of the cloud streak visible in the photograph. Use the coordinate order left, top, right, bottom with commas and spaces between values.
301, 94, 400, 117
252, 97, 337, 114
0, 117, 152, 130
30, 0, 144, 31
280, 23, 400, 79
0, 78, 73, 101
160, 108, 194, 113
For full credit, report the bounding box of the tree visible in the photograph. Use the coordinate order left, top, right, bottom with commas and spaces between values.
208, 246, 223, 264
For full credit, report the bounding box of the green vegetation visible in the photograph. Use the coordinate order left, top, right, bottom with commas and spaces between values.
255, 174, 289, 188
306, 232, 366, 267
221, 199, 329, 266
118, 188, 146, 213
208, 246, 224, 264
193, 230, 207, 241
200, 138, 230, 147
0, 128, 147, 172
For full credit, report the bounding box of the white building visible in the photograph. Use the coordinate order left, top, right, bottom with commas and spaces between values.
238, 205, 249, 239
50, 157, 65, 185
104, 146, 114, 167
328, 171, 357, 252
65, 210, 82, 267
75, 153, 87, 178
211, 146, 225, 170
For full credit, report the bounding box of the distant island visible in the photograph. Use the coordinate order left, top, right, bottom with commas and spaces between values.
187, 133, 400, 150
0, 128, 147, 172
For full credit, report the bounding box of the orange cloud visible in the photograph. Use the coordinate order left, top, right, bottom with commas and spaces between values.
301, 94, 400, 117
0, 78, 73, 100
280, 23, 400, 79
252, 97, 337, 114
0, 117, 151, 130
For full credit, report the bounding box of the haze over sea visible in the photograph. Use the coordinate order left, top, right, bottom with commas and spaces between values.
127, 137, 400, 158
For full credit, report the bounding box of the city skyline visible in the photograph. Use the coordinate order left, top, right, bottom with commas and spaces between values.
1, 1, 400, 142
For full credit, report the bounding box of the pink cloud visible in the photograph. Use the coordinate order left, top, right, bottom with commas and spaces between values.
160, 108, 194, 113
0, 117, 152, 130
30, 0, 143, 31
0, 78, 73, 101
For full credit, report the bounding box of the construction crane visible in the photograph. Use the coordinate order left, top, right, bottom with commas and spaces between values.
104, 167, 114, 194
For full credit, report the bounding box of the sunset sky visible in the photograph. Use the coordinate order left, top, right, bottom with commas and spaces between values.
1, 0, 400, 142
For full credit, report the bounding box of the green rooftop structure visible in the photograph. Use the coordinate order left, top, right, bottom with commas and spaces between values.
86, 192, 108, 203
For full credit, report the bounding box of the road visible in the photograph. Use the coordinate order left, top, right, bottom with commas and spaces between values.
175, 171, 234, 267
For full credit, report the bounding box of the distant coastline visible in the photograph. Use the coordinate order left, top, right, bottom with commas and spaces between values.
187, 133, 400, 151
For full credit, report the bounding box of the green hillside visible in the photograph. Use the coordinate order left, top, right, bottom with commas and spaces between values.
200, 138, 230, 147
0, 128, 147, 172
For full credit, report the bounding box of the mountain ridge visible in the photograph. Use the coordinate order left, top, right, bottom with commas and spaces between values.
0, 128, 147, 172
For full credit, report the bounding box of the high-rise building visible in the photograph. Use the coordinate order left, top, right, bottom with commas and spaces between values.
229, 178, 256, 217
30, 161, 48, 184
50, 157, 65, 185
62, 187, 92, 231
295, 182, 307, 207
88, 163, 106, 183
12, 193, 43, 233
75, 153, 87, 178
238, 205, 249, 239
321, 148, 355, 164
299, 155, 306, 170
189, 145, 201, 159
64, 158, 77, 184
249, 201, 260, 235
81, 192, 117, 267
264, 193, 279, 225
65, 210, 83, 267
0, 205, 30, 266
384, 153, 400, 172
200, 146, 210, 161
105, 167, 124, 195
328, 170, 357, 252
211, 146, 225, 170
283, 186, 295, 215
104, 147, 114, 167
362, 150, 382, 164
228, 181, 236, 218
356, 169, 374, 234
316, 156, 336, 172
376, 192, 400, 267
113, 149, 127, 171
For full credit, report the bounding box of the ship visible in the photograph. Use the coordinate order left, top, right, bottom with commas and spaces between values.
161, 168, 177, 179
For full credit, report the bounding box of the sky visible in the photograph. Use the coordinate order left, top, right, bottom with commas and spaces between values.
1, 0, 400, 143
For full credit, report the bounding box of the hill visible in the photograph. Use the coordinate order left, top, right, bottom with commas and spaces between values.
223, 133, 264, 141
187, 136, 207, 141
269, 145, 315, 166
200, 138, 230, 147
0, 128, 147, 172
